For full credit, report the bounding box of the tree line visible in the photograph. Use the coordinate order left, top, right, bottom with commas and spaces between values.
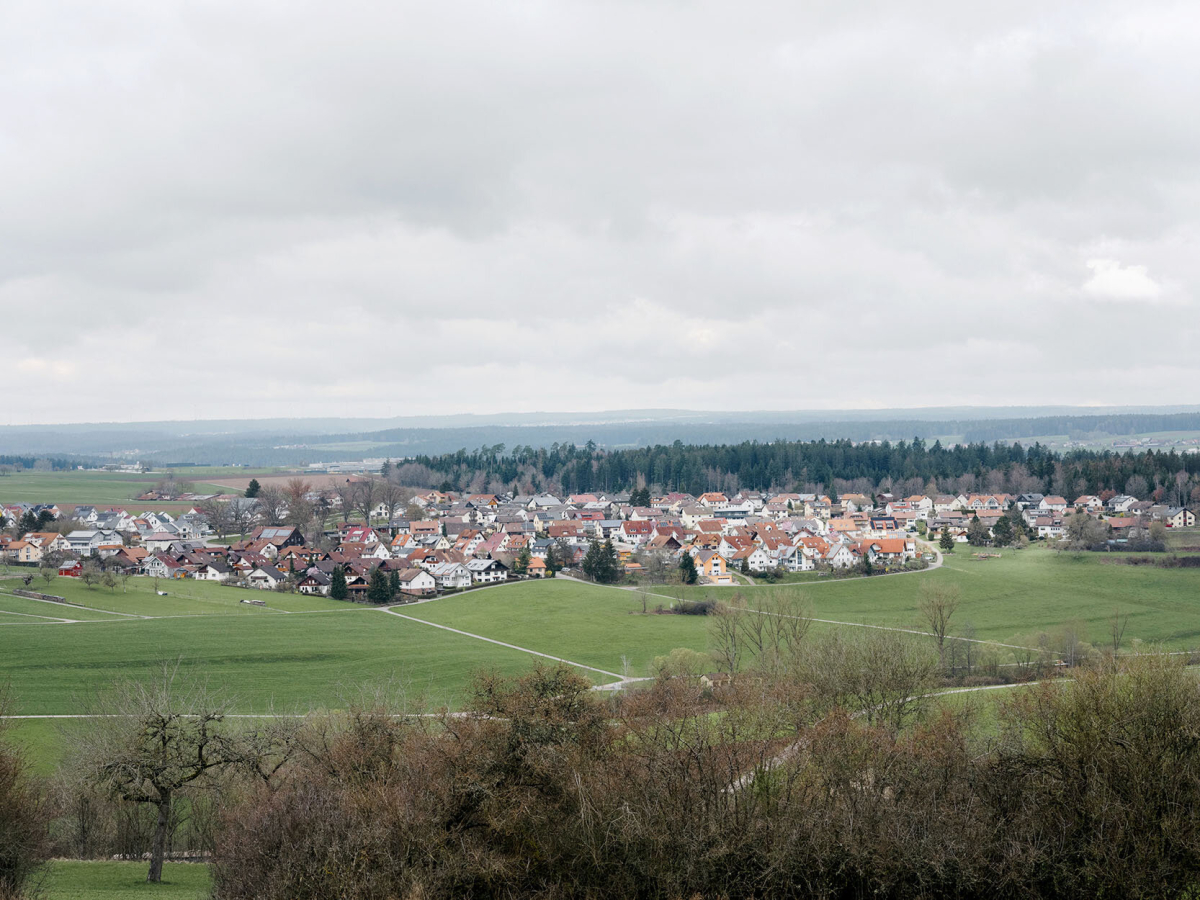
394, 438, 1200, 503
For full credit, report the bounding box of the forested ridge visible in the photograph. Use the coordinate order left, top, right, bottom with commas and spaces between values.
395, 438, 1200, 501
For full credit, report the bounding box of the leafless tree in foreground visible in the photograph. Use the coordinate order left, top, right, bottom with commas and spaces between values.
68, 662, 243, 883
918, 581, 961, 671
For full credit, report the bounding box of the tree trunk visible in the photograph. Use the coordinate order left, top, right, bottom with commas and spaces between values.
147, 789, 171, 883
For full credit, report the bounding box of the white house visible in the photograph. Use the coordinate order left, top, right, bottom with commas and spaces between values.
248, 565, 286, 590
195, 562, 232, 582
465, 558, 508, 584
66, 530, 121, 557
428, 561, 472, 590
397, 568, 437, 595
778, 545, 815, 572
825, 544, 858, 569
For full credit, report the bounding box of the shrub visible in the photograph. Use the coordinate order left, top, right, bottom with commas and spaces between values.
0, 698, 48, 899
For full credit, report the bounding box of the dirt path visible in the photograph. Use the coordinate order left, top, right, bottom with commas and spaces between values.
378, 606, 638, 686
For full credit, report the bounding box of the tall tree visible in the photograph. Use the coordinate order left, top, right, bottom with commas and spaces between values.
244, 478, 261, 499
593, 539, 620, 584
255, 487, 288, 527
679, 553, 698, 585
918, 582, 961, 671
991, 514, 1014, 547
367, 567, 391, 604
71, 663, 244, 883
351, 478, 380, 525
330, 565, 348, 602
966, 514, 990, 547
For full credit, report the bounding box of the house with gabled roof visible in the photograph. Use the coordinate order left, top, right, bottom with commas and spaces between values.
693, 550, 734, 585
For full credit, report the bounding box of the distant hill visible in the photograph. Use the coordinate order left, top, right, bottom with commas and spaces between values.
1, 406, 1199, 466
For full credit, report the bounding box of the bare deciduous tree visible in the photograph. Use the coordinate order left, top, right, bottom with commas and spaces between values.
283, 478, 313, 527
797, 629, 937, 732
710, 601, 744, 674
729, 591, 813, 677
1110, 607, 1129, 657
331, 479, 356, 524
69, 662, 244, 883
255, 487, 289, 527
197, 499, 234, 539
918, 582, 961, 671
350, 478, 380, 526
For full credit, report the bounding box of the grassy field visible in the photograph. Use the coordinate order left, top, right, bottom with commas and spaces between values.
1, 548, 1198, 726
403, 579, 713, 676
667, 546, 1200, 650
1165, 525, 1200, 551
40, 860, 210, 900
0, 470, 230, 509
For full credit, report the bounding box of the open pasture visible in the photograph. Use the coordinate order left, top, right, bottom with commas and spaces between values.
0, 469, 230, 510
671, 547, 1200, 650
1, 550, 1198, 726
40, 860, 210, 900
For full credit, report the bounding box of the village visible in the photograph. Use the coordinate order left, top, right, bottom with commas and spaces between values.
1, 480, 1195, 600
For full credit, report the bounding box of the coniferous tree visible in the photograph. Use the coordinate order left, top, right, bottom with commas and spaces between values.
967, 513, 990, 547
939, 529, 956, 552
388, 569, 400, 598
245, 479, 261, 499
544, 544, 560, 578
330, 565, 348, 601
581, 542, 599, 581
367, 567, 391, 604
992, 515, 1014, 546
514, 547, 531, 575
594, 539, 620, 584
679, 553, 698, 585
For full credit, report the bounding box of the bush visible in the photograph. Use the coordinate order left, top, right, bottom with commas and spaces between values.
0, 702, 48, 899
671, 599, 717, 615
210, 656, 1200, 900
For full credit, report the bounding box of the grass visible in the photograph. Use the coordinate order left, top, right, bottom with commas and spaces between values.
0, 470, 231, 511
403, 579, 714, 676
0, 575, 346, 618
1164, 526, 1200, 551
40, 860, 210, 900
0, 549, 1197, 724
0, 608, 560, 716
6, 717, 68, 774
661, 546, 1200, 650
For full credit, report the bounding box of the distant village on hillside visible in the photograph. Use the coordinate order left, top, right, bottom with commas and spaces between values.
2, 475, 1194, 600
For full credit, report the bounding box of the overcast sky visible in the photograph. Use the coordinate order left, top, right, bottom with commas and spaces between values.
3, 1, 1198, 425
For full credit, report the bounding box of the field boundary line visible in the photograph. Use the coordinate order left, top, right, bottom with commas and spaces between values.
0, 609, 77, 623
0, 589, 146, 619
562, 573, 1037, 653
379, 606, 626, 682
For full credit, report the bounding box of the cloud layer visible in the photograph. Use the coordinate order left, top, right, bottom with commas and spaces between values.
2, 0, 1198, 424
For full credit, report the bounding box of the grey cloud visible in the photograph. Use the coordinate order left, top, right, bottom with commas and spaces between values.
1, 0, 1198, 423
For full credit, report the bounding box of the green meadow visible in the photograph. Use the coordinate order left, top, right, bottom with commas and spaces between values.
2, 548, 1198, 727
40, 860, 210, 900
671, 546, 1200, 650
0, 469, 230, 509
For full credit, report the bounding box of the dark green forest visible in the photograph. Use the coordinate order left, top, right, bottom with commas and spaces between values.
396, 439, 1200, 503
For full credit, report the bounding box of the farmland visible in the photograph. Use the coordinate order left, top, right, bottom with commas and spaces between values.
0, 469, 232, 510
3, 547, 1199, 726
669, 545, 1200, 649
